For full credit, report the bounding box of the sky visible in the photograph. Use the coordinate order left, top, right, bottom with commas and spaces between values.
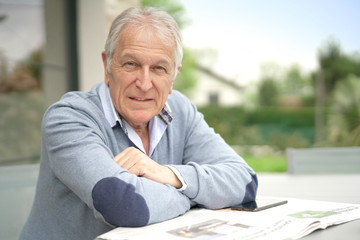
0, 0, 359, 86
179, 0, 360, 85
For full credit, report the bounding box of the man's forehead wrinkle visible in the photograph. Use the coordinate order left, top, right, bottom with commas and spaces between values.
116, 41, 173, 68
119, 51, 171, 63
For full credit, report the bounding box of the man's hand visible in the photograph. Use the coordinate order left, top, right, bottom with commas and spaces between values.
113, 147, 182, 189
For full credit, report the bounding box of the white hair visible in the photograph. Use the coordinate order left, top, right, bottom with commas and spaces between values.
104, 7, 183, 79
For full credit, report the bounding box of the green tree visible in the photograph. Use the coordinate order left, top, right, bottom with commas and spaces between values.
256, 62, 281, 107
314, 38, 360, 143
326, 75, 360, 146
174, 48, 197, 95
317, 38, 360, 95
283, 65, 311, 95
282, 65, 314, 106
258, 77, 279, 107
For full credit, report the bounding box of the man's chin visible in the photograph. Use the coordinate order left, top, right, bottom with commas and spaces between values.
126, 111, 155, 127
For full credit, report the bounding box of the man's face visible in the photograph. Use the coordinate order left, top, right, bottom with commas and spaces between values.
102, 27, 178, 128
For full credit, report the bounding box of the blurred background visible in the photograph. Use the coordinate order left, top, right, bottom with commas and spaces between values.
0, 0, 359, 239
0, 0, 359, 170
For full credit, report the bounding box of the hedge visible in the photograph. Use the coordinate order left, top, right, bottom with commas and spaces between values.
198, 106, 316, 148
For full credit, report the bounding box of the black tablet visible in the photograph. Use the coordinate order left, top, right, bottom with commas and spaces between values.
231, 198, 288, 212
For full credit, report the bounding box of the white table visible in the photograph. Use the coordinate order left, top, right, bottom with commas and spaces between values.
2, 165, 359, 240
257, 173, 360, 239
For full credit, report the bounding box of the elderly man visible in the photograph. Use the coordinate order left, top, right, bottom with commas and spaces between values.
20, 7, 257, 240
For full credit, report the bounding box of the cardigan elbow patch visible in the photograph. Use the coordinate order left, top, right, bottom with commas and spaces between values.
242, 173, 258, 203
92, 177, 150, 227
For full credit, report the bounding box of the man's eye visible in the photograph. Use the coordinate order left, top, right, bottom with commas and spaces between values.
154, 66, 166, 72
125, 62, 135, 67
123, 62, 137, 70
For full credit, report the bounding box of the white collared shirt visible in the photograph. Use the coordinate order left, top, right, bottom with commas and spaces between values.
99, 83, 186, 191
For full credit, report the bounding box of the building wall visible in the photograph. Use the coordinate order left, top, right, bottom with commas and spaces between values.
78, 0, 140, 92
191, 70, 243, 106
77, 0, 107, 92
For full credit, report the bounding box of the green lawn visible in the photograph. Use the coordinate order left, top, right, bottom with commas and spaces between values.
243, 155, 287, 173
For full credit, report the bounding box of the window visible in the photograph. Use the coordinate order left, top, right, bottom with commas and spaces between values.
209, 92, 219, 105
0, 0, 45, 166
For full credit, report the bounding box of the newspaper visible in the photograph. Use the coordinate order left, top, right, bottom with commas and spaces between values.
95, 197, 360, 240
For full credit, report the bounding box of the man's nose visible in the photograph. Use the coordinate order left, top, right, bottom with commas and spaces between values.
136, 67, 153, 91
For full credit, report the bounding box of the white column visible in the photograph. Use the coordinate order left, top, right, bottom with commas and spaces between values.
77, 0, 107, 92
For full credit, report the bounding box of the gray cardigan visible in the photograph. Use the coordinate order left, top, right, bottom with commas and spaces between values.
20, 82, 257, 240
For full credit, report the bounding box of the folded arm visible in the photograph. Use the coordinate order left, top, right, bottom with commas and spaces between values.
166, 96, 258, 209
112, 147, 182, 189
42, 101, 191, 227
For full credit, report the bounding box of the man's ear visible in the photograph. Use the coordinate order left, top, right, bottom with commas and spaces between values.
101, 51, 110, 85
169, 65, 182, 94
169, 80, 174, 94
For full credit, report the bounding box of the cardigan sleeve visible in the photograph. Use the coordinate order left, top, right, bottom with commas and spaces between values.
42, 95, 191, 227
167, 92, 258, 209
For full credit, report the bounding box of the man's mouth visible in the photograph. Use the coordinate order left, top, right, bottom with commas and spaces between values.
130, 97, 150, 101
